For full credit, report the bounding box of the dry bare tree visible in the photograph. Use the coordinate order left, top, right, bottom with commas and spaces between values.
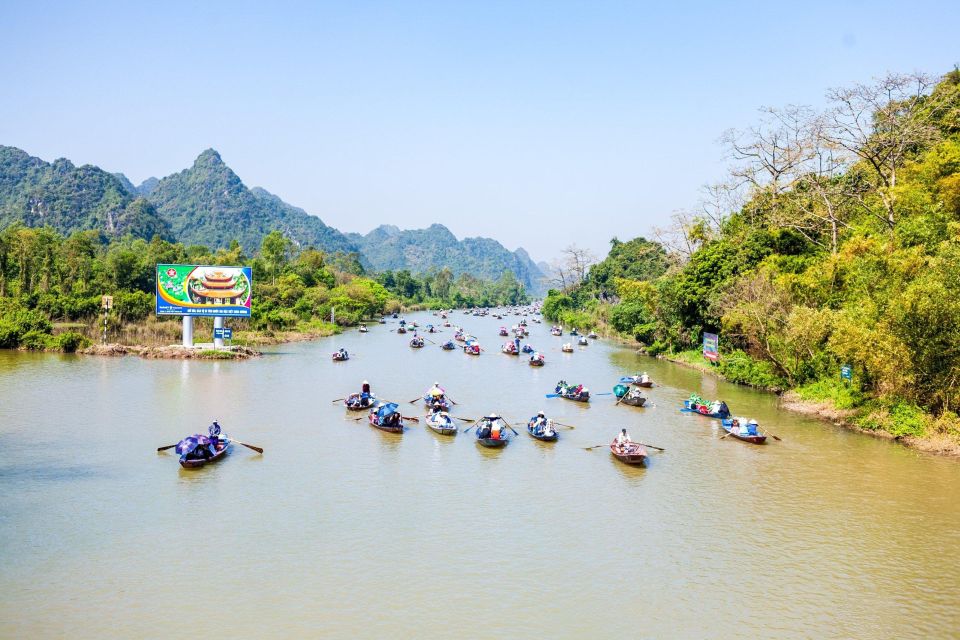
653, 210, 715, 263
559, 244, 597, 287
824, 71, 941, 229
722, 105, 815, 198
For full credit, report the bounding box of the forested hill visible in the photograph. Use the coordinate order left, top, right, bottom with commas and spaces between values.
544, 70, 960, 447
347, 224, 546, 294
0, 146, 171, 240
0, 147, 545, 289
145, 149, 358, 255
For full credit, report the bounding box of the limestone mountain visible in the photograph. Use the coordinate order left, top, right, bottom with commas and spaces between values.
0, 145, 545, 290
347, 224, 547, 293
0, 146, 171, 240
144, 149, 357, 254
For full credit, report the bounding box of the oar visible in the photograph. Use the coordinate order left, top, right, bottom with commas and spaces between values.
550, 421, 576, 429
499, 420, 519, 436
230, 438, 264, 454
762, 428, 783, 441
445, 395, 459, 405
424, 337, 437, 345
583, 443, 609, 450
331, 398, 346, 403
401, 415, 420, 423
545, 393, 561, 398
463, 424, 476, 434
408, 396, 424, 404
595, 392, 613, 396
157, 443, 178, 452
635, 441, 665, 451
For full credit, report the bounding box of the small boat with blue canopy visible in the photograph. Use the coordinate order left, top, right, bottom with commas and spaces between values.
369, 402, 404, 433
177, 433, 230, 468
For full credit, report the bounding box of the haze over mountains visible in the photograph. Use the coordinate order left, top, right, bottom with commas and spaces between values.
0, 145, 546, 293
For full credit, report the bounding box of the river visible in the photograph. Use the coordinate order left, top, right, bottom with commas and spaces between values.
1, 311, 958, 638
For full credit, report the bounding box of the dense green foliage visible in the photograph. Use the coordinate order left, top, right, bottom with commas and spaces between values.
0, 146, 171, 240
545, 70, 960, 440
375, 267, 529, 308
0, 224, 527, 350
347, 224, 546, 294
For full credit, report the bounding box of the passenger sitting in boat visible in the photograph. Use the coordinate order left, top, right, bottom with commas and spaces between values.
747, 419, 759, 436
616, 428, 630, 446
640, 372, 650, 384
337, 348, 348, 359
477, 419, 492, 438
531, 411, 547, 433
209, 420, 221, 437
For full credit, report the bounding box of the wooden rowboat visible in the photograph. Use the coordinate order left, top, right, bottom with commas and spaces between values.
619, 394, 646, 407
527, 420, 558, 442
180, 438, 230, 468
425, 412, 458, 435
344, 393, 376, 411
475, 417, 511, 447
610, 439, 647, 466
369, 413, 404, 433
682, 400, 728, 419
720, 419, 767, 444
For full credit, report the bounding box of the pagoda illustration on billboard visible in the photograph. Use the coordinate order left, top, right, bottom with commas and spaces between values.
188, 269, 246, 305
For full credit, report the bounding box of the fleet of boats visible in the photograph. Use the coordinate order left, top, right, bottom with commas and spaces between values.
162, 304, 778, 470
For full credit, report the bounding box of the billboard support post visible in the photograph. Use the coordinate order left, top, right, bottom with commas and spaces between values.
182, 316, 194, 348
214, 317, 225, 349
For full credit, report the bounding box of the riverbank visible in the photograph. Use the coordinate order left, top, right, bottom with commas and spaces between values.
657, 350, 960, 458
81, 344, 261, 360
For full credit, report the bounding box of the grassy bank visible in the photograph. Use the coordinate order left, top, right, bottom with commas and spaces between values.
658, 349, 960, 457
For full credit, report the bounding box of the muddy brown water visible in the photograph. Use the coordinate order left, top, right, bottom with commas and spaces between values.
2, 311, 958, 638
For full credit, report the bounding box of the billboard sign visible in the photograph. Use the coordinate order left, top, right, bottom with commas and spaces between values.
841, 364, 852, 380
703, 332, 719, 362
156, 265, 252, 317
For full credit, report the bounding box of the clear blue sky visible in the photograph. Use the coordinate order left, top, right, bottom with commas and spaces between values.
1, 1, 957, 262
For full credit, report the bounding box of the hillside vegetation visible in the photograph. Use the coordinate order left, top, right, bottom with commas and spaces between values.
0, 226, 527, 351
544, 70, 960, 448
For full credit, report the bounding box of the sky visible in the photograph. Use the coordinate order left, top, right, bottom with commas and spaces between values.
1, 1, 957, 263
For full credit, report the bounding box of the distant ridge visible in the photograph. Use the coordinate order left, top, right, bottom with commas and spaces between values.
347, 224, 546, 293
0, 145, 545, 291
